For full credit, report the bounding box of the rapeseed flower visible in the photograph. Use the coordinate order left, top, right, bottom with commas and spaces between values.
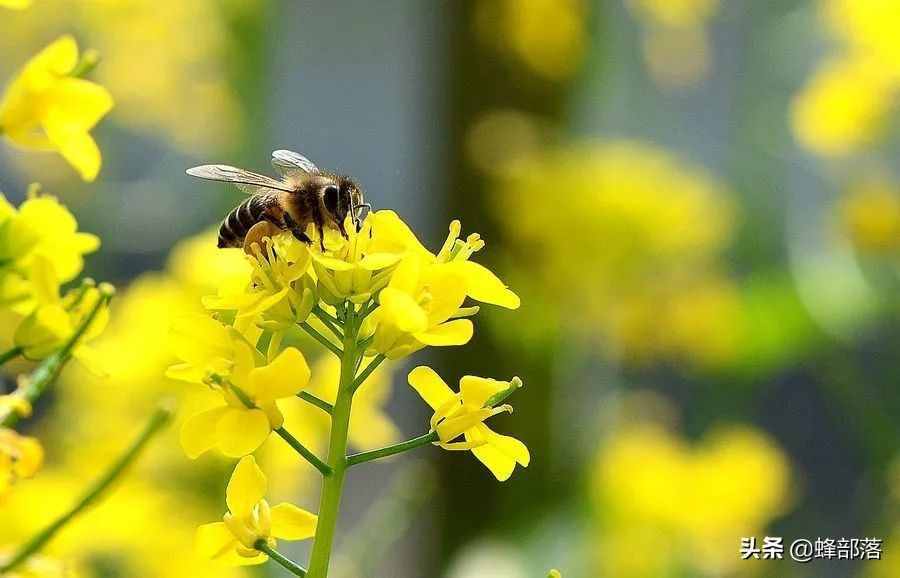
196, 456, 316, 565
204, 233, 314, 335
593, 416, 790, 576
408, 366, 529, 481
12, 257, 110, 363
0, 191, 99, 314
791, 57, 894, 156
0, 427, 42, 498
0, 36, 112, 181
311, 212, 407, 305
169, 316, 311, 457
839, 175, 900, 253
363, 256, 473, 359
361, 218, 518, 359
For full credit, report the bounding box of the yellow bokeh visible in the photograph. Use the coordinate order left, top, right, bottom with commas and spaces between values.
593, 414, 791, 577
494, 140, 740, 367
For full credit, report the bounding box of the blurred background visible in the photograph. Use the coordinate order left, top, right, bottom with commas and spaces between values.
2, 1, 900, 577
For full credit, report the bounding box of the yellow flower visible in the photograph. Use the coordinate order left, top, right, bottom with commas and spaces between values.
839, 175, 900, 253
0, 427, 43, 497
169, 317, 312, 457
0, 0, 31, 9
196, 456, 317, 565
592, 415, 791, 577
0, 191, 100, 310
0, 36, 113, 181
12, 257, 110, 364
360, 218, 518, 359
311, 212, 408, 305
475, 0, 588, 80
363, 256, 474, 359
791, 57, 895, 156
203, 232, 314, 334
408, 366, 529, 481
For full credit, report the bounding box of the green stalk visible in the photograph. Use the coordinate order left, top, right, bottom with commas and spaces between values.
255, 540, 307, 577
346, 432, 438, 467
0, 346, 23, 366
300, 322, 343, 357
306, 306, 359, 578
1, 287, 113, 428
298, 391, 334, 415
0, 405, 172, 573
227, 382, 331, 476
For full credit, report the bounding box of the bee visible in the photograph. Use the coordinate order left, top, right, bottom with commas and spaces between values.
186, 150, 369, 251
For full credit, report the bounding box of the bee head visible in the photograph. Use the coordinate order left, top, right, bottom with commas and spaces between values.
321, 177, 368, 233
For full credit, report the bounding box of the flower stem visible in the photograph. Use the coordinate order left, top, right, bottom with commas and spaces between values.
274, 426, 332, 477
0, 404, 171, 574
312, 308, 343, 340
346, 432, 438, 467
297, 391, 333, 415
300, 321, 343, 357
349, 354, 386, 393
1, 287, 113, 428
306, 306, 359, 578
255, 540, 307, 577
0, 346, 22, 366
227, 383, 332, 476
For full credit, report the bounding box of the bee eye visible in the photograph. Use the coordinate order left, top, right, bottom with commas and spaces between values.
323, 185, 339, 213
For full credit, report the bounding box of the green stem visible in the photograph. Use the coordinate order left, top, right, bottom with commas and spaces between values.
255, 540, 307, 577
0, 346, 23, 366
274, 427, 332, 477
0, 405, 171, 573
312, 308, 343, 340
1, 287, 113, 428
350, 354, 386, 394
227, 383, 331, 476
300, 322, 343, 357
307, 307, 359, 578
70, 49, 100, 78
346, 432, 438, 467
298, 391, 333, 415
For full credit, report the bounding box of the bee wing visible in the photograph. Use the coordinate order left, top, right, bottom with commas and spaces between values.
271, 150, 320, 180
185, 164, 295, 195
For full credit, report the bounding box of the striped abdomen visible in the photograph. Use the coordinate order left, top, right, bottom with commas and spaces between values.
218, 194, 279, 248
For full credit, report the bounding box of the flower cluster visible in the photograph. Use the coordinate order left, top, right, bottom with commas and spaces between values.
171, 211, 526, 575
0, 36, 113, 181
0, 189, 109, 366
492, 141, 742, 368
591, 405, 791, 578
791, 0, 900, 157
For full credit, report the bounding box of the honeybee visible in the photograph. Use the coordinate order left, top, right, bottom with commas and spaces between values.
186, 150, 369, 251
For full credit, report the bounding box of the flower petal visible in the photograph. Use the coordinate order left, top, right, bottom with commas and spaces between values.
270, 503, 318, 540
451, 261, 520, 309
180, 407, 229, 459
407, 366, 456, 410
468, 424, 530, 481
216, 408, 271, 458
380, 287, 428, 333
459, 375, 508, 408
226, 455, 268, 516
415, 319, 473, 346
249, 347, 311, 402
195, 522, 237, 560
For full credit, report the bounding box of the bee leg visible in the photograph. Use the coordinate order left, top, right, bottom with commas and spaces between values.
281, 212, 312, 245
316, 223, 326, 252
292, 229, 312, 244
338, 219, 349, 239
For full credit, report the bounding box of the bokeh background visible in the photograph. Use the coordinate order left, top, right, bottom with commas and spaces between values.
3, 1, 900, 577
